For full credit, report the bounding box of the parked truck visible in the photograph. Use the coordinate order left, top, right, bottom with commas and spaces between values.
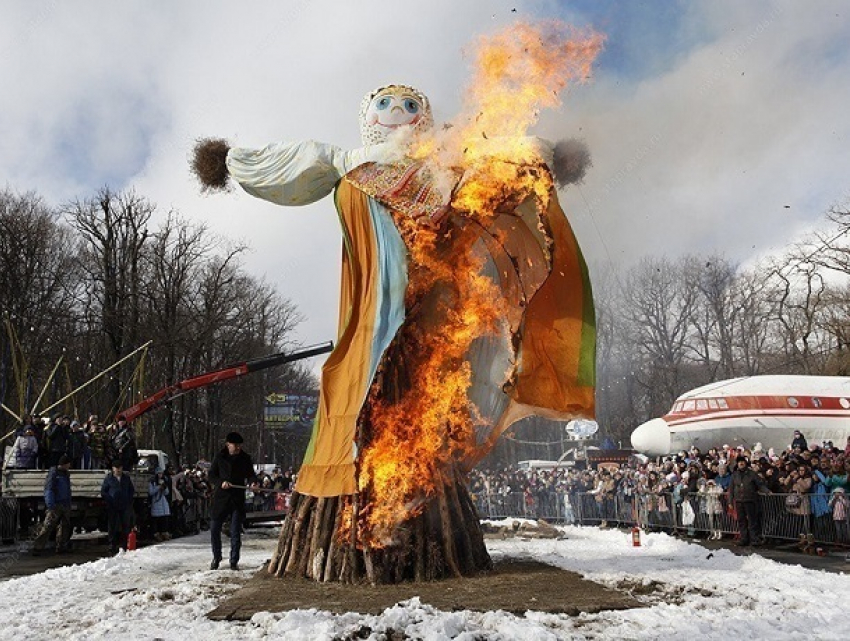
0, 452, 166, 542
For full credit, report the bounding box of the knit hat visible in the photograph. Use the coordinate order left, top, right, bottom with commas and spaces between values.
225, 431, 244, 444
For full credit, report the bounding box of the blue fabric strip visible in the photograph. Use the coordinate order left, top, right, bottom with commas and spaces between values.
366, 198, 408, 388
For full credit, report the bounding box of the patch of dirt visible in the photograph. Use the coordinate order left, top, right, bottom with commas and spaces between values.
207, 559, 643, 620
613, 578, 716, 605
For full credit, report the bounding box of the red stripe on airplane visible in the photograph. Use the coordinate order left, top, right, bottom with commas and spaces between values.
670, 394, 849, 413
666, 410, 850, 428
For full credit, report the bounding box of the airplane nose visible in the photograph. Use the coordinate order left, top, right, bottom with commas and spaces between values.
631, 418, 672, 456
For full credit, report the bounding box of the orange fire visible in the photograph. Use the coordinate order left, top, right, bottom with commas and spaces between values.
355, 21, 603, 547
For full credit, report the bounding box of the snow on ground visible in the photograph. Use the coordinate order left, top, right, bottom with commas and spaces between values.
0, 522, 848, 640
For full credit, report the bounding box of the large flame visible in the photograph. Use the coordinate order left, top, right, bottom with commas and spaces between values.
354, 21, 603, 547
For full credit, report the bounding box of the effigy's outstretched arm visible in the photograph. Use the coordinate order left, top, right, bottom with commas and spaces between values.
191, 138, 393, 207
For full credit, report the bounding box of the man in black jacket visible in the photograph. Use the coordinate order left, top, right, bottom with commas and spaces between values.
208, 432, 258, 570
101, 460, 136, 554
729, 457, 770, 546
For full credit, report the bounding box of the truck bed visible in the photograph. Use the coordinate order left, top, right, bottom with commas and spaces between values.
2, 469, 151, 499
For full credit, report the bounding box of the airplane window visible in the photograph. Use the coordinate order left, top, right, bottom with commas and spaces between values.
811, 397, 822, 408
840, 398, 850, 409
787, 397, 799, 408
718, 399, 729, 409
682, 400, 695, 411
708, 399, 718, 409
696, 399, 708, 410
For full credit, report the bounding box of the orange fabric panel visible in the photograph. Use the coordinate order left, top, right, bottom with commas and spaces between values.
295, 180, 379, 497
511, 192, 596, 416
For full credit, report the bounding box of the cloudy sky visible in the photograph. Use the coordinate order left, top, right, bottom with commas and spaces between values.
2, 1, 849, 350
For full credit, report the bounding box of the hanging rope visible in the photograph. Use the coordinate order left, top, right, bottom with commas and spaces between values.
108, 347, 149, 421
81, 372, 114, 409
170, 407, 262, 430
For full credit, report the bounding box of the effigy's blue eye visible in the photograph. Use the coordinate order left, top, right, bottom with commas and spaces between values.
376, 97, 391, 110
404, 99, 420, 114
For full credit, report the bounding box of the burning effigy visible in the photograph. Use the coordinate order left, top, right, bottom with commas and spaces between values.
192, 22, 602, 583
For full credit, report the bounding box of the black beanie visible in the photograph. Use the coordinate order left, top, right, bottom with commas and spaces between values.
225, 431, 244, 444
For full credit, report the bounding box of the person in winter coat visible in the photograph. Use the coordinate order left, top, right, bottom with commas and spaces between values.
111, 417, 138, 470
702, 478, 725, 540
208, 431, 258, 570
781, 464, 814, 544
810, 468, 832, 541
88, 423, 108, 469
783, 466, 814, 517
101, 460, 136, 554
11, 426, 39, 469
829, 487, 849, 544
149, 472, 171, 542
45, 415, 70, 468
67, 421, 87, 469
32, 455, 73, 554
729, 457, 770, 546
714, 463, 732, 492
791, 430, 808, 452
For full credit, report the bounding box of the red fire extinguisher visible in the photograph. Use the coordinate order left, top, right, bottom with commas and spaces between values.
127, 528, 137, 551
631, 526, 641, 547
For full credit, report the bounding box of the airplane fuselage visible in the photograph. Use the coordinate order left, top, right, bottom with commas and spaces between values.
630, 375, 850, 456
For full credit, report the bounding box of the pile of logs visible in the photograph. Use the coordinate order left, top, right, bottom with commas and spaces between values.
268, 478, 492, 584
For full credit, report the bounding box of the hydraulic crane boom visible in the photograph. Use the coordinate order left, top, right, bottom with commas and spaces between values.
117, 341, 333, 423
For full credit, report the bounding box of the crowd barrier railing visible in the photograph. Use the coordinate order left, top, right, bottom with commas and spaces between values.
472, 490, 850, 547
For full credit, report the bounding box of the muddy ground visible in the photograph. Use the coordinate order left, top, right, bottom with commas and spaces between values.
207, 559, 642, 620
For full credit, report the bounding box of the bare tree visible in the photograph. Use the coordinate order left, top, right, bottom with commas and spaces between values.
688, 255, 739, 378
727, 268, 778, 376
64, 188, 152, 408
591, 266, 642, 442
620, 256, 700, 417
768, 249, 828, 374
0, 189, 79, 416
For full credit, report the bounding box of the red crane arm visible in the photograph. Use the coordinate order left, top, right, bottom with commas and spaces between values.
117, 341, 333, 423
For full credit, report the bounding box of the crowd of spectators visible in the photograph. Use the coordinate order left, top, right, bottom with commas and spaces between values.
5, 413, 138, 470
4, 412, 299, 542
137, 457, 297, 539
244, 467, 296, 513
470, 433, 850, 545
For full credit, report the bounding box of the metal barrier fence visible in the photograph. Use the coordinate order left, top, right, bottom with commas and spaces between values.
472, 490, 850, 547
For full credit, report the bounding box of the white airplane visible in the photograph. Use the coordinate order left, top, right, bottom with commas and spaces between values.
630, 375, 850, 456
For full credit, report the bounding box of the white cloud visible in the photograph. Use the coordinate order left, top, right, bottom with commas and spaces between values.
2, 0, 849, 350
554, 1, 850, 276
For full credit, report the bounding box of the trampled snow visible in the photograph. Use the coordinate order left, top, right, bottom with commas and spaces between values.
0, 521, 847, 640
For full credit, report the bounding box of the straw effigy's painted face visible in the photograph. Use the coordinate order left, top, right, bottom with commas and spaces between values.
359, 84, 433, 145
